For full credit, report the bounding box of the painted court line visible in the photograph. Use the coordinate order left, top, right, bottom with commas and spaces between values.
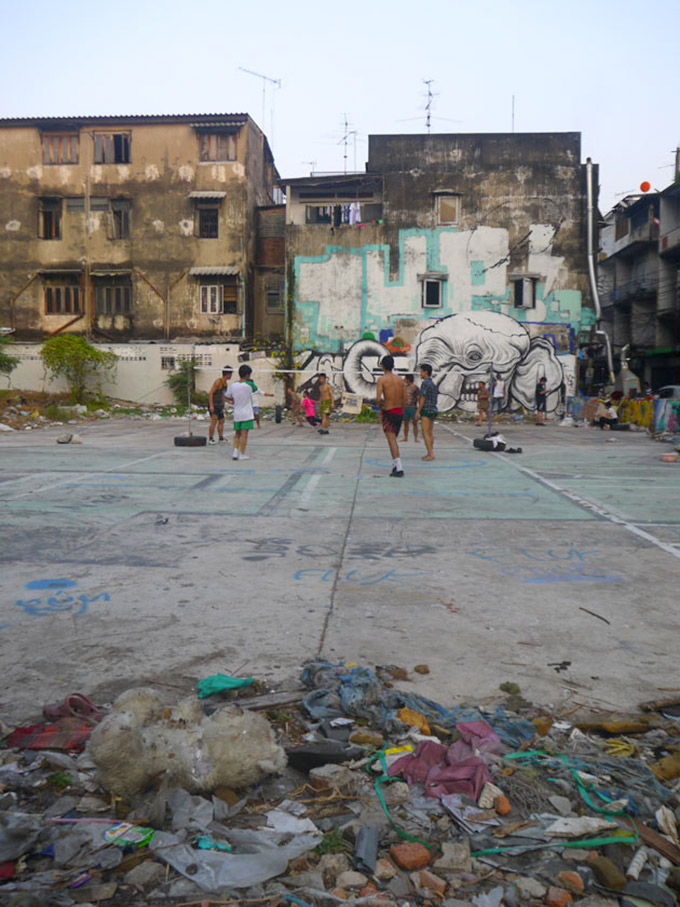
0, 451, 171, 502
444, 426, 680, 562
322, 446, 337, 465
297, 473, 322, 511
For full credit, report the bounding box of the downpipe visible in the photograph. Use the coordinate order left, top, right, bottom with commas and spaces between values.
586, 157, 615, 383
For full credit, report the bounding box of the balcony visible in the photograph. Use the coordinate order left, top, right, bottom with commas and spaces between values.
607, 274, 657, 305
660, 225, 680, 259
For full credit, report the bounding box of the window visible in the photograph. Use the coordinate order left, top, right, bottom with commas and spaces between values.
93, 132, 131, 164
511, 276, 537, 309
422, 279, 443, 308
94, 275, 132, 315
199, 133, 236, 162
44, 277, 81, 315
436, 194, 460, 225
110, 199, 131, 239
267, 291, 283, 314
42, 133, 79, 164
199, 283, 238, 315
38, 198, 62, 239
615, 213, 630, 241
161, 356, 176, 371
197, 205, 219, 238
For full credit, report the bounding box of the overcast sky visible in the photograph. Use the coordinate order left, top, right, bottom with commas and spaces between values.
1, 0, 678, 212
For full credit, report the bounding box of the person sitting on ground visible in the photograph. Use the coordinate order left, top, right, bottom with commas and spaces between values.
473, 431, 522, 454
598, 400, 619, 431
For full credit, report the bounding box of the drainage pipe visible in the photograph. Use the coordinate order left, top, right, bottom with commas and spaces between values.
585, 157, 614, 382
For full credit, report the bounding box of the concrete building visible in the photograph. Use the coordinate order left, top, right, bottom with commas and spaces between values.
599, 173, 680, 388
282, 132, 598, 413
0, 113, 283, 343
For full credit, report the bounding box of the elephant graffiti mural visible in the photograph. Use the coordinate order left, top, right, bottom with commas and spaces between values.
296, 311, 569, 413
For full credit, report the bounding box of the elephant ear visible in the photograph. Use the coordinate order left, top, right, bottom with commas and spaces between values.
342, 339, 389, 400
510, 338, 564, 410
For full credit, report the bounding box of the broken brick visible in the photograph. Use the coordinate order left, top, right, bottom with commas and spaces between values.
556, 871, 584, 895
390, 842, 431, 871
546, 886, 573, 907
419, 869, 447, 897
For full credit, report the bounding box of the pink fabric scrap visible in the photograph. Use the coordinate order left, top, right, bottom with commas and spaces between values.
387, 720, 499, 801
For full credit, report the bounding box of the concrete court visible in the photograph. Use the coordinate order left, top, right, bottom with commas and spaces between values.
1, 415, 679, 724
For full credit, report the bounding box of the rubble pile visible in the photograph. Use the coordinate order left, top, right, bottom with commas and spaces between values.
1, 662, 679, 907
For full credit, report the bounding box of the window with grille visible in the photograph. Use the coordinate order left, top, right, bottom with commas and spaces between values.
93, 132, 131, 164
94, 276, 132, 315
42, 134, 79, 164
38, 198, 62, 239
44, 278, 81, 314
197, 206, 219, 238
199, 133, 236, 162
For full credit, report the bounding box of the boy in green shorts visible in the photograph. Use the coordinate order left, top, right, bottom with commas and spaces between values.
225, 364, 255, 460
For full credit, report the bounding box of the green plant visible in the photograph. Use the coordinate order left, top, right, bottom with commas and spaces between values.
0, 335, 19, 376
44, 403, 70, 422
40, 336, 117, 404
315, 827, 351, 855
356, 405, 378, 422
165, 359, 205, 407
48, 771, 73, 790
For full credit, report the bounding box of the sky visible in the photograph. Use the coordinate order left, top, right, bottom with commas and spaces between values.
1, 0, 678, 212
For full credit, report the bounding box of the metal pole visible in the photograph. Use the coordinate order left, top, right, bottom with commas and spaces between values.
487, 365, 493, 436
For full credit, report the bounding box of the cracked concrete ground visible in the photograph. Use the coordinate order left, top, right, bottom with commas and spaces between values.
1, 416, 679, 724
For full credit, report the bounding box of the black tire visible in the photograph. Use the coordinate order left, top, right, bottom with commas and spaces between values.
174, 435, 207, 447
275, 404, 283, 424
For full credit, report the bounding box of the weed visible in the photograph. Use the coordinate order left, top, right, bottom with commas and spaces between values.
356, 405, 378, 423
48, 771, 73, 790
315, 827, 351, 855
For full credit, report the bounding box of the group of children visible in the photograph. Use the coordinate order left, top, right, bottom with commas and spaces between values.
287, 375, 333, 435
207, 364, 273, 461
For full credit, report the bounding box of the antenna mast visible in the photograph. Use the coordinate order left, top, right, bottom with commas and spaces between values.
338, 114, 357, 174
238, 66, 282, 142
423, 79, 435, 133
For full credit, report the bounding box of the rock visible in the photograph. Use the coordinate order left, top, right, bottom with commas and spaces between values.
71, 433, 83, 444
546, 887, 573, 907
420, 869, 448, 897
124, 860, 165, 892
71, 882, 118, 902
556, 871, 584, 895
390, 842, 431, 871
336, 870, 368, 889
56, 433, 73, 444
332, 888, 349, 899
414, 664, 430, 674
374, 858, 397, 880
309, 763, 355, 793
515, 876, 547, 899
549, 795, 573, 816
318, 852, 352, 887
434, 841, 471, 873
0, 423, 15, 431
283, 869, 325, 890
387, 875, 411, 898
349, 729, 385, 748
588, 855, 626, 890
383, 781, 411, 802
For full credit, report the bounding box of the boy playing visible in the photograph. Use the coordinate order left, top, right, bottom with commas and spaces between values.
207, 366, 233, 444
318, 374, 333, 433
417, 363, 438, 461
287, 386, 304, 426
225, 364, 255, 460
403, 373, 419, 442
376, 354, 406, 477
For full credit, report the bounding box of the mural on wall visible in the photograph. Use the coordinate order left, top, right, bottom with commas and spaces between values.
296, 313, 572, 413
292, 223, 591, 410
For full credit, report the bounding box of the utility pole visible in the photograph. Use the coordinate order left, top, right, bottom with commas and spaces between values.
238, 67, 282, 143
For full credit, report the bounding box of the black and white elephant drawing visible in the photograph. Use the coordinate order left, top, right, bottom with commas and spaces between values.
340, 311, 564, 412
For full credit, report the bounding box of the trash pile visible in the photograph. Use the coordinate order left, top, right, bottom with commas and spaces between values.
1, 662, 679, 907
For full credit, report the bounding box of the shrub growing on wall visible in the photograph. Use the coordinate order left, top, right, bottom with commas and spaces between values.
165, 359, 208, 408
40, 335, 118, 404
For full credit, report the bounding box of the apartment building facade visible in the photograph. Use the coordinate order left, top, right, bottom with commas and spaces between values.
283, 132, 598, 412
0, 113, 283, 343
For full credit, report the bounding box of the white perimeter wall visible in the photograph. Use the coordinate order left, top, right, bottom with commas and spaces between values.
0, 343, 284, 405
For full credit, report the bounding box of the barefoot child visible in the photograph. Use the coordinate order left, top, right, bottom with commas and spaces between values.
403, 373, 419, 442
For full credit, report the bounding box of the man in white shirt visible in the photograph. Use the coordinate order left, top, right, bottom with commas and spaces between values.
225, 364, 255, 460
492, 376, 505, 415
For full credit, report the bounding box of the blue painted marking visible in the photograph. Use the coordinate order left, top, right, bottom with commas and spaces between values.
26, 579, 77, 590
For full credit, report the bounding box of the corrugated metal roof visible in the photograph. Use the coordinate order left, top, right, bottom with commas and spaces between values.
189, 191, 228, 200
0, 113, 250, 127
189, 266, 240, 277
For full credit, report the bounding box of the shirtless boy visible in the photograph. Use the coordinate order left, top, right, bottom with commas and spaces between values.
376, 355, 406, 478
318, 374, 333, 433
207, 366, 233, 444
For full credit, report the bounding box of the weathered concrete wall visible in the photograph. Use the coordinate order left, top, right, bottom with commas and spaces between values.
287, 133, 594, 411
0, 116, 277, 341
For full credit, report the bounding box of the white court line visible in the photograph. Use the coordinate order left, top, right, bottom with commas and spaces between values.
297, 472, 322, 510
0, 451, 171, 502
322, 446, 337, 465
443, 426, 680, 562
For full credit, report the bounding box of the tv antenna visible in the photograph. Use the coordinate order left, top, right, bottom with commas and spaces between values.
423, 79, 436, 133
338, 114, 358, 173
302, 160, 317, 176
238, 66, 282, 142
